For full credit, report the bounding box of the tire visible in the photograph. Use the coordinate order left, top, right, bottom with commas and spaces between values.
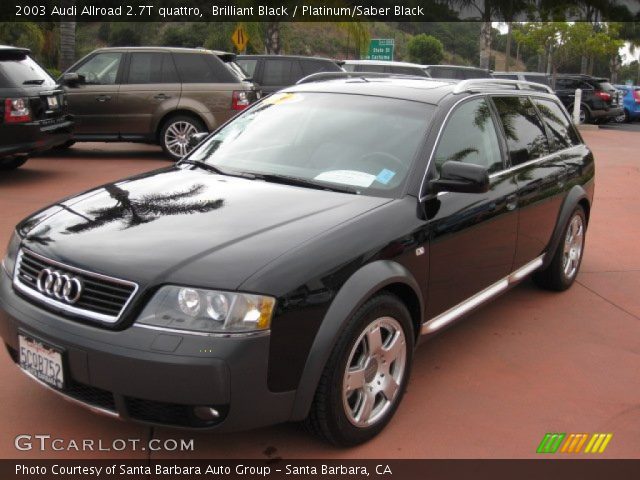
578, 106, 590, 124
533, 206, 586, 291
0, 155, 28, 170
53, 139, 76, 150
159, 115, 206, 161
304, 293, 414, 446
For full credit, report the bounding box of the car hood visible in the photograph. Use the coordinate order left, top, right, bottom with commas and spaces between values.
19, 167, 390, 290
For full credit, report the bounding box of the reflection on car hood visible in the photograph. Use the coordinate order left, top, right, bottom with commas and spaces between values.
19, 167, 390, 290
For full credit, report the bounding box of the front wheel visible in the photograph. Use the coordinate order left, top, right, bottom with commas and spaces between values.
305, 293, 414, 446
160, 115, 206, 161
534, 206, 586, 291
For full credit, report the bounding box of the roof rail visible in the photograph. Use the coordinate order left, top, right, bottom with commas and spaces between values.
453, 78, 554, 94
296, 71, 430, 85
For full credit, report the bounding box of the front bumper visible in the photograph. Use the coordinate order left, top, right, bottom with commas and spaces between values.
0, 269, 295, 431
0, 116, 73, 158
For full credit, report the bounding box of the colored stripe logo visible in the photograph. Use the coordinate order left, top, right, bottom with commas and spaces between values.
537, 433, 612, 454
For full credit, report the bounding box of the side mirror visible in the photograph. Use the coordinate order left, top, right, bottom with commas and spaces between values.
429, 161, 489, 194
61, 72, 82, 86
188, 132, 209, 149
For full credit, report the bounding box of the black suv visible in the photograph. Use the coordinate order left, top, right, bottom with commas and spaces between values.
0, 46, 73, 170
554, 74, 623, 124
237, 55, 343, 94
0, 76, 593, 446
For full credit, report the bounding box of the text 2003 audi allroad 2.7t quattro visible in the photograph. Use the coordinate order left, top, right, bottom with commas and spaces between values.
0, 75, 594, 446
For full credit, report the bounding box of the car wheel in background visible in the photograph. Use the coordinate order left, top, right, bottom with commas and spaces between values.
160, 115, 206, 161
0, 155, 28, 170
534, 206, 586, 291
578, 106, 589, 124
305, 293, 413, 446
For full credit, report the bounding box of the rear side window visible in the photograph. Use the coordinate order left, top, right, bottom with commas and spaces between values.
390, 66, 427, 77
525, 75, 549, 86
236, 59, 257, 77
173, 53, 225, 83
556, 78, 580, 90
463, 69, 490, 79
126, 53, 178, 84
300, 60, 340, 76
495, 74, 518, 80
355, 64, 386, 73
261, 59, 303, 86
492, 96, 550, 165
433, 97, 503, 174
532, 98, 581, 151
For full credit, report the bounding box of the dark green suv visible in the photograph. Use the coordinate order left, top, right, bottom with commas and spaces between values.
59, 47, 260, 160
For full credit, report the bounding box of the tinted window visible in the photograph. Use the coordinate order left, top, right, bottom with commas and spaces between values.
127, 53, 160, 84
532, 98, 581, 150
492, 96, 549, 165
355, 64, 387, 73
261, 59, 302, 86
237, 59, 257, 77
524, 75, 549, 86
300, 59, 340, 76
495, 74, 518, 80
173, 53, 222, 83
463, 69, 491, 79
433, 98, 503, 174
161, 53, 179, 83
76, 52, 122, 85
556, 78, 580, 90
0, 52, 56, 87
390, 66, 427, 76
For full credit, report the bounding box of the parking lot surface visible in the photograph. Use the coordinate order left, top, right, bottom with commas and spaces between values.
1, 125, 639, 459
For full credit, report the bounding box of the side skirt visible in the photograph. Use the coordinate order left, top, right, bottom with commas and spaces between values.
421, 255, 545, 335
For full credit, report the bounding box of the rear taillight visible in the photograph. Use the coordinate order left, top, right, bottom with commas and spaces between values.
634, 90, 640, 104
4, 98, 31, 123
595, 91, 611, 102
232, 90, 250, 111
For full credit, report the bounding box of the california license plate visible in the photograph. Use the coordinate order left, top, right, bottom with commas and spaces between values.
18, 334, 64, 389
46, 96, 59, 109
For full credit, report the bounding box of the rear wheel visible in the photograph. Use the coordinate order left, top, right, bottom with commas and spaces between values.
304, 293, 413, 446
534, 206, 586, 291
160, 115, 206, 161
578, 106, 589, 124
0, 155, 28, 170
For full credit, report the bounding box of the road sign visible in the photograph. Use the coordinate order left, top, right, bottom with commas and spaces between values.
231, 25, 249, 52
365, 39, 394, 61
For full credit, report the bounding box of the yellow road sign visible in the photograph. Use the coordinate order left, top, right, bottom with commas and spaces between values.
231, 25, 249, 52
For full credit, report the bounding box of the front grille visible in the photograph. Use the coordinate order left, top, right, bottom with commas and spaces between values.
14, 249, 137, 324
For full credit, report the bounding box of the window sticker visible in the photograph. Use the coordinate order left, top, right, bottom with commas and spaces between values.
376, 169, 396, 185
314, 170, 376, 188
263, 92, 303, 105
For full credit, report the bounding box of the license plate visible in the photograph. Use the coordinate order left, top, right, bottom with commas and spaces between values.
46, 96, 59, 109
18, 334, 64, 389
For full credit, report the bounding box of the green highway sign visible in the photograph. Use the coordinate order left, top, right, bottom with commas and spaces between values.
365, 39, 394, 61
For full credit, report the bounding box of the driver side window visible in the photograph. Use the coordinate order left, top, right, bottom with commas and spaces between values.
76, 52, 123, 85
434, 97, 503, 175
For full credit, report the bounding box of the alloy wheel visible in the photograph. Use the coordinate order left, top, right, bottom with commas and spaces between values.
164, 121, 199, 158
342, 316, 407, 428
562, 214, 584, 280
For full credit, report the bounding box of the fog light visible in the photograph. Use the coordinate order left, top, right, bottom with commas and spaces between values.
193, 406, 220, 421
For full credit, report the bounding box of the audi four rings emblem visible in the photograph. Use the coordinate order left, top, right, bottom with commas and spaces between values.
36, 268, 83, 304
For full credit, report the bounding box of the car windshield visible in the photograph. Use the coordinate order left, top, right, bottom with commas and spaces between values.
0, 52, 56, 87
188, 92, 432, 197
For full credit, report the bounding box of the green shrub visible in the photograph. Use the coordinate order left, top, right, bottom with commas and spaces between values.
407, 34, 444, 65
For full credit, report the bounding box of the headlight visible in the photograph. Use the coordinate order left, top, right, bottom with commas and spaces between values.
137, 285, 276, 334
1, 231, 21, 277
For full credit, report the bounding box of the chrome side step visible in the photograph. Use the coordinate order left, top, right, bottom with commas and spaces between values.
421, 255, 545, 335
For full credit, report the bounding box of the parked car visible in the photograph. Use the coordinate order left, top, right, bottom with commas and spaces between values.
554, 74, 623, 124
236, 55, 343, 94
342, 60, 430, 77
614, 84, 640, 123
0, 76, 594, 446
424, 65, 492, 79
492, 71, 551, 86
58, 47, 260, 160
0, 45, 73, 170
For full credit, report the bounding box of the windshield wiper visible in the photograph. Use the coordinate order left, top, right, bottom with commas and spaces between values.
179, 159, 257, 179
23, 79, 45, 85
253, 173, 359, 195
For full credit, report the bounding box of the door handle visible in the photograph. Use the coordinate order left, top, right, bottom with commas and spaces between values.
154, 93, 171, 100
506, 194, 518, 211
95, 95, 111, 102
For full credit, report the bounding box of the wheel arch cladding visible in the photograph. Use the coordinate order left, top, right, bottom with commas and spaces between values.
543, 185, 590, 270
289, 260, 424, 421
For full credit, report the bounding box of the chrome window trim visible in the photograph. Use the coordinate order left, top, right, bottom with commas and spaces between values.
12, 249, 139, 325
133, 323, 271, 338
418, 92, 582, 201
421, 254, 545, 335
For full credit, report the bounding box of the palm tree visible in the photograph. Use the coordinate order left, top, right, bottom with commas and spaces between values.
58, 1, 76, 71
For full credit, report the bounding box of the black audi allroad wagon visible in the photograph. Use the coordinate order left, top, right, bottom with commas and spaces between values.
0, 74, 594, 446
